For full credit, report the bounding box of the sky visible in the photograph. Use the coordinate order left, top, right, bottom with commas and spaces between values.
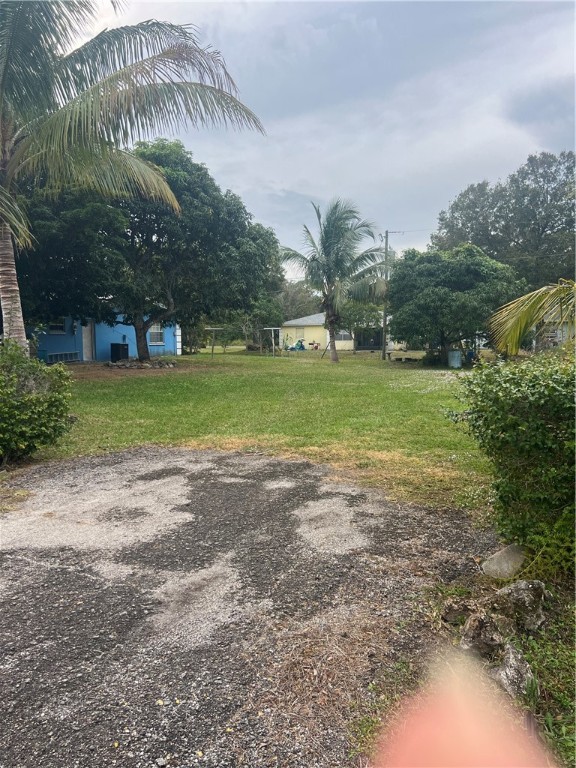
96, 1, 574, 267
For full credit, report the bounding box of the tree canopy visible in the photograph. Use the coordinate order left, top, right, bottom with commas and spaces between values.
0, 1, 262, 347
388, 245, 524, 360
278, 280, 321, 321
431, 152, 575, 290
17, 191, 127, 326
19, 140, 281, 360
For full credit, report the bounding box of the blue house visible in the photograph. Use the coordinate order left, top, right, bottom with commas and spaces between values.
36, 317, 182, 363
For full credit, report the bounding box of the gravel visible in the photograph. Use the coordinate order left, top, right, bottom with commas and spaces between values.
0, 447, 497, 767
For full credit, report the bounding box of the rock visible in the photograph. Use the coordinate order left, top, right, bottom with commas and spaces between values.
491, 580, 550, 633
155, 759, 167, 767
459, 612, 508, 658
481, 544, 526, 579
491, 643, 535, 698
441, 598, 472, 626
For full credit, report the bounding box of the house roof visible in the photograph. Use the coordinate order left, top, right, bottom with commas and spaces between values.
283, 313, 325, 327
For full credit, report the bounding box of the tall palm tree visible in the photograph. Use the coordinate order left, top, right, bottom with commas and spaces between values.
283, 199, 384, 362
490, 279, 575, 354
0, 1, 263, 348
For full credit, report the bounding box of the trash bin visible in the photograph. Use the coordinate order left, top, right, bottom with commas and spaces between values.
448, 349, 462, 369
110, 343, 129, 362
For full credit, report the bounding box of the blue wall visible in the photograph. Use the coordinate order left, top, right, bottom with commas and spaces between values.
36, 318, 83, 362
94, 321, 178, 360
36, 317, 179, 361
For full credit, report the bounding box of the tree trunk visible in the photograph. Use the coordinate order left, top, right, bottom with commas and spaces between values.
328, 322, 339, 363
134, 318, 151, 361
0, 224, 28, 350
440, 332, 449, 365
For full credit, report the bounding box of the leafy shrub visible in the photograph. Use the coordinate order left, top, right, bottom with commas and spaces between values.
0, 342, 72, 463
455, 350, 574, 575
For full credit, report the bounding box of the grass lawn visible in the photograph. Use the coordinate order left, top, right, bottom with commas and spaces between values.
42, 350, 491, 510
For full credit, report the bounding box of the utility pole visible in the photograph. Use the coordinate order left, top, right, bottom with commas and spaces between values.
381, 230, 389, 360
380, 229, 403, 360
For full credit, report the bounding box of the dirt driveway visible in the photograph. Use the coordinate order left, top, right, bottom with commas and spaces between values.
0, 448, 496, 767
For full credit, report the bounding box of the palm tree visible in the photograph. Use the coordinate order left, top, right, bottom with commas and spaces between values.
0, 1, 263, 348
282, 199, 384, 362
490, 279, 575, 354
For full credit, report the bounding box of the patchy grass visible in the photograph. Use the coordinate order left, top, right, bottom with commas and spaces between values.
516, 589, 575, 768
40, 351, 491, 510
348, 659, 420, 762
0, 482, 30, 513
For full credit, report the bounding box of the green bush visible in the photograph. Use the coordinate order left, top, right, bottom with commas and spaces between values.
0, 342, 72, 463
455, 350, 575, 575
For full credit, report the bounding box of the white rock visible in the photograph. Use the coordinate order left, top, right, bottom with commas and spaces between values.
491, 643, 535, 698
481, 544, 526, 579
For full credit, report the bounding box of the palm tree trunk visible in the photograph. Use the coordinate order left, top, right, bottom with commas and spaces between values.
328, 322, 339, 363
0, 224, 28, 350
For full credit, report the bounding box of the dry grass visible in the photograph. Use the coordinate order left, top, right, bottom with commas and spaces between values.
181, 437, 485, 508
227, 605, 397, 763
0, 481, 30, 513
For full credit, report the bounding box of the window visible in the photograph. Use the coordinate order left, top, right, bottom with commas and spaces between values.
48, 318, 66, 334
294, 327, 305, 339
336, 330, 352, 341
149, 323, 165, 345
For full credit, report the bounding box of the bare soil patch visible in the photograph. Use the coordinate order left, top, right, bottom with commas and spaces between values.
67, 362, 210, 382
0, 448, 496, 767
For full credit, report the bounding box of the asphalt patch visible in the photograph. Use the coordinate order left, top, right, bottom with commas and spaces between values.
0, 447, 497, 767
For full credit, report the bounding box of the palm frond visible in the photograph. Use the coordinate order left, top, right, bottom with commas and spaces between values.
9, 82, 262, 186
280, 247, 309, 270
490, 280, 576, 353
0, 186, 31, 246
350, 245, 386, 275
17, 145, 179, 211
348, 275, 387, 303
0, 1, 97, 117
56, 21, 238, 101
302, 224, 321, 260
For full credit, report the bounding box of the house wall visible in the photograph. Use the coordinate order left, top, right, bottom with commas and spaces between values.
93, 321, 179, 360
36, 318, 84, 362
280, 324, 355, 351
281, 324, 326, 349
36, 317, 180, 362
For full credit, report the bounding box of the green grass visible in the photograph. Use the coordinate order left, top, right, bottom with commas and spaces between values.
41, 351, 491, 509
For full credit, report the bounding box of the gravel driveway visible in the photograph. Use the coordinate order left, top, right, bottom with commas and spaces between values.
0, 448, 496, 767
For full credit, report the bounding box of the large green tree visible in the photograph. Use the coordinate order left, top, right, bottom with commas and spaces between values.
18, 140, 280, 360
388, 245, 524, 362
0, 1, 262, 348
17, 190, 127, 326
118, 140, 280, 359
278, 280, 321, 321
431, 152, 575, 289
282, 199, 383, 362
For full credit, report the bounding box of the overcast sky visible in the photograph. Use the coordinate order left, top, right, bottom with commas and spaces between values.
98, 1, 574, 264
